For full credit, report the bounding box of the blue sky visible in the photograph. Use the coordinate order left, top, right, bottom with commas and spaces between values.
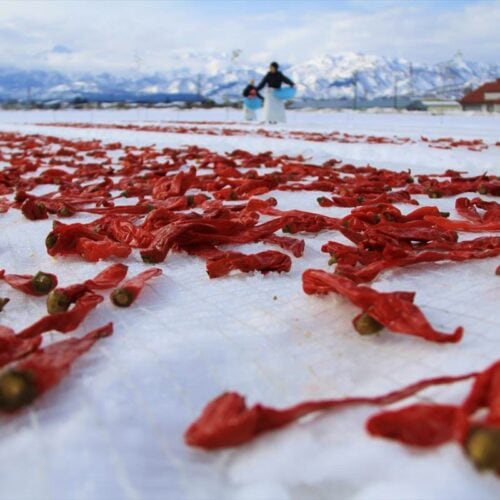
0, 0, 498, 73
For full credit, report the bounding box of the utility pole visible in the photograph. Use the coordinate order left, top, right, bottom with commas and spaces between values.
26, 86, 32, 109
133, 51, 143, 74
394, 78, 398, 110
353, 72, 358, 110
230, 49, 242, 106
409, 62, 414, 98
196, 74, 203, 98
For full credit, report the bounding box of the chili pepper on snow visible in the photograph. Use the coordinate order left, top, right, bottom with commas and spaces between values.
302, 269, 463, 343
185, 371, 476, 449
2, 271, 58, 296
0, 325, 42, 369
366, 360, 500, 472
260, 234, 305, 257
366, 404, 465, 447
47, 263, 128, 313
205, 250, 291, 279
75, 238, 131, 262
45, 221, 106, 255
0, 323, 112, 412
17, 293, 103, 339
187, 359, 500, 473
334, 237, 500, 283
425, 215, 500, 233
20, 198, 48, 220
111, 268, 162, 307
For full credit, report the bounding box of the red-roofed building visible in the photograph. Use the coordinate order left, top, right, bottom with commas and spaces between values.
460, 79, 500, 112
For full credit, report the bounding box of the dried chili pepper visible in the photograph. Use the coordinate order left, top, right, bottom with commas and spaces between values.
45, 222, 105, 256
206, 250, 291, 279
333, 237, 500, 283
425, 215, 500, 233
47, 263, 128, 313
75, 238, 131, 262
111, 268, 162, 307
366, 360, 500, 472
185, 371, 476, 449
20, 198, 48, 220
2, 271, 58, 296
302, 269, 463, 343
0, 325, 42, 369
17, 293, 103, 339
0, 323, 112, 412
366, 404, 464, 446
260, 234, 305, 258
140, 217, 287, 264
455, 197, 483, 222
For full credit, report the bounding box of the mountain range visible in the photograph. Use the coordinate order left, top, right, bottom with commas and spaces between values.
1, 51, 498, 105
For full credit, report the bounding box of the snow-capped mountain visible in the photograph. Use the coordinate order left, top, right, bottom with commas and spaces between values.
0, 51, 498, 104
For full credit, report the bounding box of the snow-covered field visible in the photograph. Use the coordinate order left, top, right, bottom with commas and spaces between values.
0, 109, 499, 500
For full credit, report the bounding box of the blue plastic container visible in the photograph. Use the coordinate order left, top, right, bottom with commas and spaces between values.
274, 87, 297, 100
243, 97, 263, 110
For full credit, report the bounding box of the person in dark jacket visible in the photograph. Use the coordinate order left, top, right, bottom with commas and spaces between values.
256, 62, 295, 124
242, 79, 263, 121
256, 62, 294, 91
242, 79, 263, 100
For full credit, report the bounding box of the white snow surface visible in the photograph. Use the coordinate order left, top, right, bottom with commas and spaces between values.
0, 108, 499, 500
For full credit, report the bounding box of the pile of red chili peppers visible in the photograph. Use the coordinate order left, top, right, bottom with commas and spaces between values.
0, 128, 499, 475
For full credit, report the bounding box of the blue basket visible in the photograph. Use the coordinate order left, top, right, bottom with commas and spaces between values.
243, 97, 263, 110
274, 87, 297, 100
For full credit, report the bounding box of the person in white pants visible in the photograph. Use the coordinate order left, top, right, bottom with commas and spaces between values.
256, 62, 295, 124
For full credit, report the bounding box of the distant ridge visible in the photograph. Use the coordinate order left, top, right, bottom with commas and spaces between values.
1, 51, 498, 104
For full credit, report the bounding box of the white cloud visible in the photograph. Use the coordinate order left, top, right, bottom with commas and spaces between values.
0, 0, 498, 73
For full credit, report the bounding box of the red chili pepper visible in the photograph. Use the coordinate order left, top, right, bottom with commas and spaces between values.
75, 238, 131, 262
366, 361, 500, 472
302, 270, 463, 343
185, 371, 476, 449
2, 270, 58, 296
47, 263, 128, 313
425, 215, 500, 232
0, 197, 10, 213
260, 234, 305, 257
140, 217, 288, 264
97, 216, 154, 248
0, 325, 42, 368
111, 268, 162, 307
0, 323, 112, 412
45, 221, 106, 256
21, 198, 48, 220
17, 293, 103, 339
318, 190, 417, 208
366, 404, 465, 447
455, 197, 483, 222
334, 237, 500, 283
205, 250, 291, 278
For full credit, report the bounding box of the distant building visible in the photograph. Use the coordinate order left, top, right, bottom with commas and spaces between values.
460, 79, 500, 112
407, 98, 461, 113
